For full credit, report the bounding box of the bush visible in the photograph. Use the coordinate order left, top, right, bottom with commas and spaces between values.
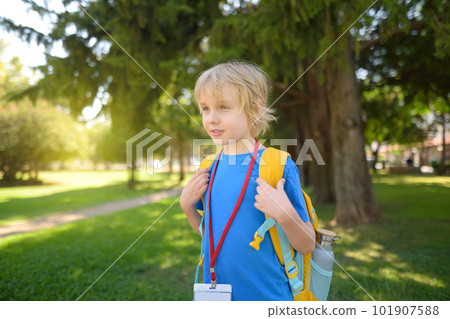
0, 104, 89, 183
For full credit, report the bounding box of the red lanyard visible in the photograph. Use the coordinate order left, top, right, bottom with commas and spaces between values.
207, 139, 260, 287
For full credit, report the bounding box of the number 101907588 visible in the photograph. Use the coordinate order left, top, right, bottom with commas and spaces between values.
373, 305, 439, 316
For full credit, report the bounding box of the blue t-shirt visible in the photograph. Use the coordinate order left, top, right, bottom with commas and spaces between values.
195, 148, 310, 301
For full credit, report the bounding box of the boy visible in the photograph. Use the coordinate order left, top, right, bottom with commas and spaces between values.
180, 61, 315, 300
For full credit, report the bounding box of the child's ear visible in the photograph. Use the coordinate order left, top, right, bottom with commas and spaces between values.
256, 98, 264, 108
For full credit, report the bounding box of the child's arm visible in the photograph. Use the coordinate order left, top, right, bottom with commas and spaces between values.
182, 205, 203, 237
254, 177, 316, 255
276, 205, 316, 255
180, 167, 210, 237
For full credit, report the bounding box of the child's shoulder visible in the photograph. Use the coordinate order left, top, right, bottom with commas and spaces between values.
260, 146, 293, 166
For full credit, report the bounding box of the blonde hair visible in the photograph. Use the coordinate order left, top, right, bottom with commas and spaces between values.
194, 61, 277, 137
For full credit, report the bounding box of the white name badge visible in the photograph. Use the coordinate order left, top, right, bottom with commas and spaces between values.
193, 283, 232, 301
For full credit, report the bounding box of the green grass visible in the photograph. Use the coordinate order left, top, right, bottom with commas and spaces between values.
0, 170, 188, 226
0, 196, 199, 301
0, 174, 449, 300
321, 174, 450, 301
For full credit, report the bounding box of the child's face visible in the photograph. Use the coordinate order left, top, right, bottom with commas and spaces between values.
199, 84, 253, 147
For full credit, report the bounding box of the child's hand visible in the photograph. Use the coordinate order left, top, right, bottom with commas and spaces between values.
254, 177, 295, 223
180, 167, 210, 210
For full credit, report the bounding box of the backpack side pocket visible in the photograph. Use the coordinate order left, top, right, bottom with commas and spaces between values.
309, 258, 333, 301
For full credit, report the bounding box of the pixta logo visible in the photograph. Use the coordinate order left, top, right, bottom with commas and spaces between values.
126, 129, 172, 175
192, 138, 325, 166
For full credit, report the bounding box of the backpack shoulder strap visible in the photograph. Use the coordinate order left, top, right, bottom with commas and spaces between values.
258, 147, 295, 264
198, 152, 219, 216
199, 152, 218, 170
255, 147, 321, 300
258, 147, 306, 297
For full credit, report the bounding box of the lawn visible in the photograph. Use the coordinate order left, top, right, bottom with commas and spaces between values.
321, 174, 450, 301
0, 170, 187, 226
0, 196, 199, 301
0, 174, 448, 300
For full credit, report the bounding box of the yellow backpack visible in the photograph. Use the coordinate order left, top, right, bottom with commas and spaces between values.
195, 147, 326, 301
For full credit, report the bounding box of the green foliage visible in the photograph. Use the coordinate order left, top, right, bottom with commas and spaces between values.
87, 123, 124, 164
0, 41, 29, 95
1, 0, 222, 133
357, 0, 449, 150
0, 103, 89, 182
362, 85, 427, 147
1, 0, 448, 188
0, 48, 90, 183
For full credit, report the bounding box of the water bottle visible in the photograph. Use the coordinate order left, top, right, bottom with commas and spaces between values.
311, 229, 341, 272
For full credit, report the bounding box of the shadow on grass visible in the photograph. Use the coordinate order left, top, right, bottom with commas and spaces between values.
309, 175, 450, 300
326, 217, 449, 300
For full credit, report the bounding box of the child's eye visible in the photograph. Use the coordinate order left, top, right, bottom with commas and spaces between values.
201, 106, 228, 112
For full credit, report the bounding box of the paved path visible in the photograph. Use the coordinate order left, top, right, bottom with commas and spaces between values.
0, 187, 183, 238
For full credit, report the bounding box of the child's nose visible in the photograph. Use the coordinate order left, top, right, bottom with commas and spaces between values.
207, 111, 220, 123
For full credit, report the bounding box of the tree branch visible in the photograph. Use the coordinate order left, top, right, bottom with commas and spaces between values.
359, 20, 427, 54
272, 81, 310, 101
279, 99, 308, 109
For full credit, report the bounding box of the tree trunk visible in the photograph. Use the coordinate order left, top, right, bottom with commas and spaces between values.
128, 159, 136, 189
178, 134, 185, 183
325, 34, 383, 225
372, 148, 379, 173
33, 169, 40, 183
1, 167, 17, 183
168, 150, 173, 176
288, 105, 310, 187
305, 63, 335, 203
371, 140, 380, 174
437, 114, 447, 175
